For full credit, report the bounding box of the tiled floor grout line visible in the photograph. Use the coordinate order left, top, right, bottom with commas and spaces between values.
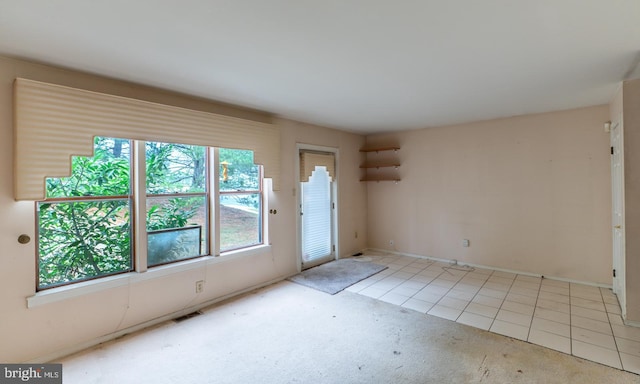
453, 266, 487, 323
385, 262, 428, 297
445, 266, 476, 322
424, 264, 471, 314
387, 259, 437, 304
568, 282, 573, 356
525, 275, 543, 342
601, 286, 624, 368
486, 271, 516, 331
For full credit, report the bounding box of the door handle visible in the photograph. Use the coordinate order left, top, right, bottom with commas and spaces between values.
614, 225, 622, 229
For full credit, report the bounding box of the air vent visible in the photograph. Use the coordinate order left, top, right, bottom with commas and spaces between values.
173, 311, 203, 323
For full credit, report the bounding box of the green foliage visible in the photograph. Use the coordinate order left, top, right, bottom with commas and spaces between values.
38, 200, 132, 287
46, 138, 130, 198
146, 197, 203, 231
38, 139, 261, 287
146, 142, 206, 194
145, 142, 206, 265
38, 137, 133, 288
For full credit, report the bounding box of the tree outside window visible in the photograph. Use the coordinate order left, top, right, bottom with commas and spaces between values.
37, 137, 133, 289
37, 139, 263, 290
146, 142, 208, 266
219, 148, 263, 251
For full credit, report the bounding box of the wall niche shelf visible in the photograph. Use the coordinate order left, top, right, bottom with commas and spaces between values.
359, 145, 401, 182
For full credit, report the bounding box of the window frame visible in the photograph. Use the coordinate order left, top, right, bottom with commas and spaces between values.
35, 139, 266, 291
35, 138, 135, 291
218, 163, 264, 253
144, 141, 211, 267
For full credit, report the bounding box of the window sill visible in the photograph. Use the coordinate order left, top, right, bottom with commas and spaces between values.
27, 244, 272, 308
219, 243, 270, 259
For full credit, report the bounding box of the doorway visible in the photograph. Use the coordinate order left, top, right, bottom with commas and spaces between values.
611, 118, 626, 318
298, 148, 337, 270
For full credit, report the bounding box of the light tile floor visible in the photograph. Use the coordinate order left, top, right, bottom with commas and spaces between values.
346, 251, 640, 375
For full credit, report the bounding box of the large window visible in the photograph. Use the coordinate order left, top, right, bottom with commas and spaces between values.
37, 137, 133, 289
219, 148, 263, 251
37, 139, 264, 290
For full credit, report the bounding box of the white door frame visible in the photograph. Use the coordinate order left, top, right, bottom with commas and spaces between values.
611, 116, 626, 319
296, 144, 339, 271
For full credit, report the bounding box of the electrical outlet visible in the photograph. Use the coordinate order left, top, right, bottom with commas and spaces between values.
462, 239, 470, 247
195, 280, 204, 293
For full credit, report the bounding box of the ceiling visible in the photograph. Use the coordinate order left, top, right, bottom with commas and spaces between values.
1, 1, 639, 134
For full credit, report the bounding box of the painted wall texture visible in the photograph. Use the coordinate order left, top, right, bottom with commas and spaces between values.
621, 79, 640, 322
366, 106, 612, 284
0, 56, 367, 362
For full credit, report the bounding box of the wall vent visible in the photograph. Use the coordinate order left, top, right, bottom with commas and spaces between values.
173, 311, 203, 323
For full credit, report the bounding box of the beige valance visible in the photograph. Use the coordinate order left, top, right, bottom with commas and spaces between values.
13, 78, 280, 200
300, 151, 335, 182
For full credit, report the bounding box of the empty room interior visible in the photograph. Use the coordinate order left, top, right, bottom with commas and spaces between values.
2, 1, 640, 382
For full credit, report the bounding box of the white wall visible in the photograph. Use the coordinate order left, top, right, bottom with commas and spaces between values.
0, 56, 367, 362
619, 79, 640, 321
366, 106, 612, 284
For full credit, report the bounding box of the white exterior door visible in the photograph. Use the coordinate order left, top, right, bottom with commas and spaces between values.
611, 119, 626, 318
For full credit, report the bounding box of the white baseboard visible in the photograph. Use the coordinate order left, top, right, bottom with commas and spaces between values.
365, 248, 613, 289
624, 319, 640, 328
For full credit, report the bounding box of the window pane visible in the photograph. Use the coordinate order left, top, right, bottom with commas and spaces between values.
301, 167, 332, 261
219, 148, 259, 191
38, 199, 132, 288
146, 142, 206, 194
46, 137, 130, 198
146, 196, 207, 266
220, 193, 261, 251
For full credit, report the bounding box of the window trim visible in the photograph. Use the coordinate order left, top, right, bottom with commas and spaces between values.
35, 139, 266, 291
27, 244, 273, 308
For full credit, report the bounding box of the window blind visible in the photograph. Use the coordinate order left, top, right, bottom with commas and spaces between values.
299, 151, 335, 182
301, 167, 332, 261
13, 78, 280, 200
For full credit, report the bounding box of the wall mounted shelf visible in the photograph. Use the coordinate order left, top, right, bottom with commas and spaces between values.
359, 177, 401, 183
359, 146, 400, 153
359, 163, 400, 169
360, 145, 401, 182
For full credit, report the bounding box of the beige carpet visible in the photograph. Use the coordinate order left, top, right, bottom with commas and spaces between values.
57, 281, 637, 383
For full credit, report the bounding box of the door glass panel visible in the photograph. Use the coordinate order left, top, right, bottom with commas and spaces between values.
301, 166, 332, 263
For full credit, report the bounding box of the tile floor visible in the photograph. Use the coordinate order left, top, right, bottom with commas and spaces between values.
346, 251, 640, 375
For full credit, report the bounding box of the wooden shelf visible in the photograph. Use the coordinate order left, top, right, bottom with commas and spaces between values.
360, 144, 401, 182
360, 177, 401, 182
359, 163, 400, 169
359, 146, 400, 153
